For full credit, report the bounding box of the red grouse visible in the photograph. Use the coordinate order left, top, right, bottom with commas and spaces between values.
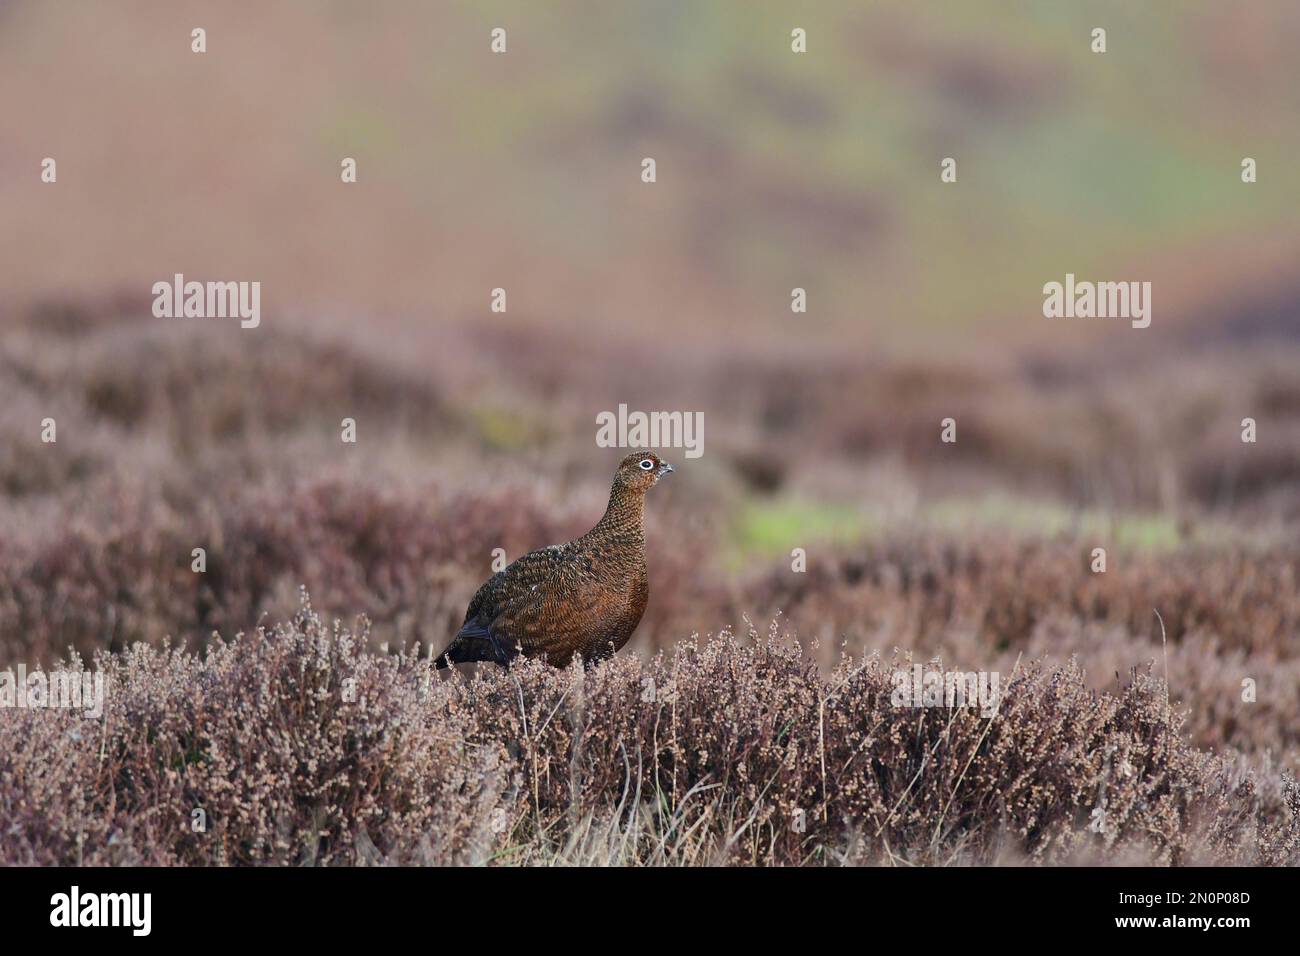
436, 451, 674, 668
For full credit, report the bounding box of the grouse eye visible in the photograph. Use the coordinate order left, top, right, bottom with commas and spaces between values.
639, 458, 655, 470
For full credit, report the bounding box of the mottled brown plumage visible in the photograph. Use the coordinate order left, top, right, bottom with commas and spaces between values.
437, 451, 674, 668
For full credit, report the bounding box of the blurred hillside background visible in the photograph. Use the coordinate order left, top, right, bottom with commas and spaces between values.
1, 2, 1298, 767
4, 1, 1299, 343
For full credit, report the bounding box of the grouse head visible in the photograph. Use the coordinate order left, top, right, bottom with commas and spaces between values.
613, 450, 674, 495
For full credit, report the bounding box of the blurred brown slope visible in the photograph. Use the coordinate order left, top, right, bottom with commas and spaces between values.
3, 1, 1299, 347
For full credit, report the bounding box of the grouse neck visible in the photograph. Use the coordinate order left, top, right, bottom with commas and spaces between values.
593, 484, 646, 537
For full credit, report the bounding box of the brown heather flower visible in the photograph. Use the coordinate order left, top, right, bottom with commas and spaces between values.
0, 600, 1294, 866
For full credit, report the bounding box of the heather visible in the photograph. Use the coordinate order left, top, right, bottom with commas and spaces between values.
2, 476, 1297, 766
2, 600, 1295, 866
2, 303, 1299, 868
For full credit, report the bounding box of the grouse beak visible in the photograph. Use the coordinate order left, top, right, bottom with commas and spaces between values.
659, 461, 675, 477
